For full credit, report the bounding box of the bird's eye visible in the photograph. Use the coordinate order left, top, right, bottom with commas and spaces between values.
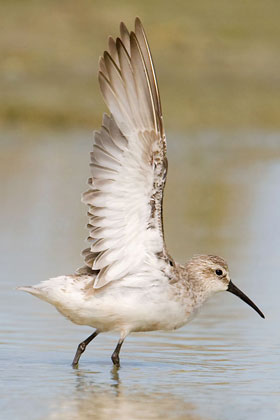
215, 269, 223, 276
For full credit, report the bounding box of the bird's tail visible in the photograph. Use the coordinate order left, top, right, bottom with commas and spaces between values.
17, 286, 42, 297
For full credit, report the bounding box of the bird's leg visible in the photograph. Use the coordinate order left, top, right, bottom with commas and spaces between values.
72, 329, 99, 368
111, 338, 125, 367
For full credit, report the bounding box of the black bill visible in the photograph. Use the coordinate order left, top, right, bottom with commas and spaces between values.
227, 280, 265, 319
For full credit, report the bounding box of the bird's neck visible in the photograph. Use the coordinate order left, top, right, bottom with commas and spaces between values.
170, 265, 212, 311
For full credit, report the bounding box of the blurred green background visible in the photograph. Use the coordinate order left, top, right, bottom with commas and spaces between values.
1, 0, 279, 130
2, 3, 280, 420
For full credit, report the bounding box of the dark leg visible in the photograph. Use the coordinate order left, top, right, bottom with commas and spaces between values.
111, 338, 124, 367
72, 330, 99, 368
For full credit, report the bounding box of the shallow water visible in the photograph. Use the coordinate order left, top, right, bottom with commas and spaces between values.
1, 129, 280, 420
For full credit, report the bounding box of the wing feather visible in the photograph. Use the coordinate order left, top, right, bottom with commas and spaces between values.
78, 18, 171, 288
120, 22, 131, 54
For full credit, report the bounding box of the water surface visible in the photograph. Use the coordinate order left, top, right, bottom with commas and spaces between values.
1, 129, 279, 420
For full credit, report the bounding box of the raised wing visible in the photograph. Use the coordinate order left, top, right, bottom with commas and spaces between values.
78, 18, 171, 288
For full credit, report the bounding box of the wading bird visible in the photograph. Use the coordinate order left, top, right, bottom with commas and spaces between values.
19, 18, 264, 368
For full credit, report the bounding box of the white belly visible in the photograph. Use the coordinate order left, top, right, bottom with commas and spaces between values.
28, 275, 191, 334
50, 280, 189, 333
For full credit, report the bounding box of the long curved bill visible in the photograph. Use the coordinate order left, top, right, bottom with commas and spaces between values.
227, 280, 265, 318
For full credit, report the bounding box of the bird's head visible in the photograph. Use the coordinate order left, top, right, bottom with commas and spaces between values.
186, 255, 264, 318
